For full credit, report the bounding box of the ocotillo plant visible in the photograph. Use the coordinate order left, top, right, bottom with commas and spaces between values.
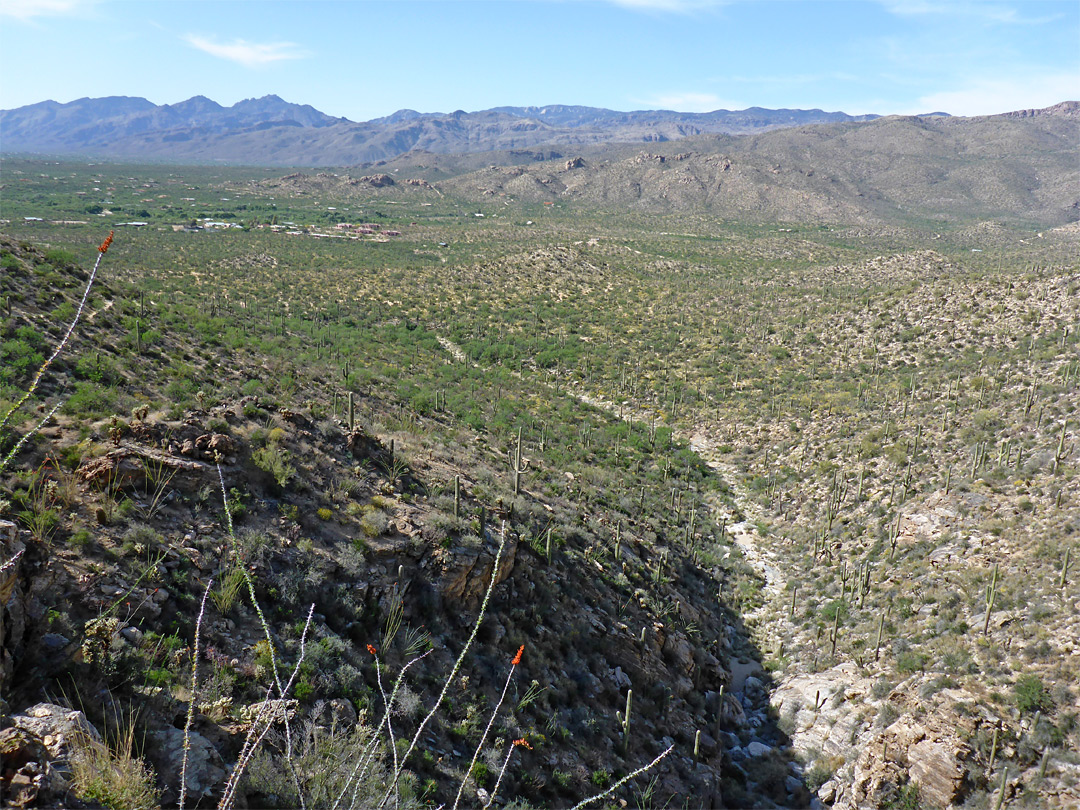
0, 231, 113, 474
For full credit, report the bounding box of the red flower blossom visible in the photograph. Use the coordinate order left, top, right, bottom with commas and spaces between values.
98, 231, 114, 254
513, 738, 532, 749
512, 645, 524, 666
367, 644, 377, 655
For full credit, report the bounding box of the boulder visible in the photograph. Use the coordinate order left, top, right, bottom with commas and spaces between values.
437, 533, 518, 607
355, 174, 395, 187
311, 697, 358, 730
147, 725, 227, 806
9, 703, 101, 761
747, 740, 772, 757
908, 737, 971, 807
0, 728, 67, 807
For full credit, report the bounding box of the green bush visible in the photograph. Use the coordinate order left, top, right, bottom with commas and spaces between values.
1015, 674, 1052, 714
1, 326, 47, 385
252, 444, 295, 489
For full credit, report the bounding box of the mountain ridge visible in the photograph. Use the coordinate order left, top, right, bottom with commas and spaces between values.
2, 94, 890, 166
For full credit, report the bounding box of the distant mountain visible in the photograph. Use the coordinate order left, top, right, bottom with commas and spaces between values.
1, 94, 884, 166
254, 103, 1077, 228
429, 104, 1079, 226
489, 104, 880, 130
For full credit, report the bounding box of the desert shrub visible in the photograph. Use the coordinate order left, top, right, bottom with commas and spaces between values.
242, 718, 416, 810
1, 326, 47, 385
252, 444, 295, 489
63, 381, 115, 418
360, 509, 390, 538
1015, 674, 1052, 714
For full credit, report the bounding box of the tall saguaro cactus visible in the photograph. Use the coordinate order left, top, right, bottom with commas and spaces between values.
983, 563, 999, 636
510, 426, 529, 495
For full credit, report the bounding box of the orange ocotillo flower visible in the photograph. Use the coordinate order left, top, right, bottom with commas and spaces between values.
512, 645, 524, 666
98, 230, 114, 253
367, 644, 377, 656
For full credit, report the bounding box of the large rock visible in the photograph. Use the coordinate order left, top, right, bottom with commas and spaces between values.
9, 702, 102, 761
908, 737, 971, 807
354, 173, 394, 187
0, 728, 66, 807
147, 725, 227, 806
770, 663, 875, 762
437, 532, 518, 607
833, 717, 972, 809
2, 703, 105, 806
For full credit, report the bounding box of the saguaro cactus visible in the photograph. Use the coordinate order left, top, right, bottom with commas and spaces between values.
510, 426, 529, 495
1053, 421, 1072, 474
983, 563, 999, 636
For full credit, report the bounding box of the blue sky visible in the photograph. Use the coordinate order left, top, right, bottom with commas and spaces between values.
1, 0, 1076, 118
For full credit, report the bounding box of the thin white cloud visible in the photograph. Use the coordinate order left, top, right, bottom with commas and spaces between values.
723, 72, 862, 87
0, 0, 93, 20
605, 0, 727, 12
633, 92, 746, 112
880, 1, 1063, 25
902, 72, 1080, 116
183, 34, 309, 68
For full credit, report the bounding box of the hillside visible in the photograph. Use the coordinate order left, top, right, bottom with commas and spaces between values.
0, 232, 781, 808
0, 153, 1078, 810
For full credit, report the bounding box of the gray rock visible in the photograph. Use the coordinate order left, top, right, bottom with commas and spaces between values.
120, 626, 144, 646
148, 726, 226, 805
0, 727, 68, 806
746, 740, 771, 757
818, 779, 837, 803
41, 633, 70, 650
312, 697, 358, 730
9, 703, 101, 761
743, 675, 767, 699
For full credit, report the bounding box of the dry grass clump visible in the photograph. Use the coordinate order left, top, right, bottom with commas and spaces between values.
69, 725, 160, 810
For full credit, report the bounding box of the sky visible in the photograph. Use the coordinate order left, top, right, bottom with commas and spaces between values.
1, 0, 1076, 119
